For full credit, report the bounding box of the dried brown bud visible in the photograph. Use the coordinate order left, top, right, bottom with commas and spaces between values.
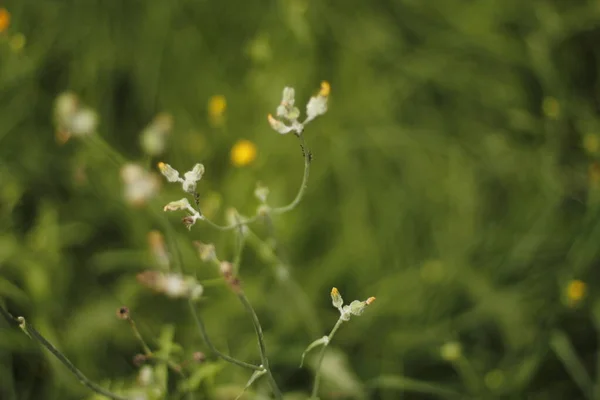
133, 353, 147, 367
192, 352, 206, 363
182, 215, 197, 230
194, 241, 217, 263
227, 277, 242, 293
137, 270, 161, 289
117, 306, 130, 320
219, 261, 234, 278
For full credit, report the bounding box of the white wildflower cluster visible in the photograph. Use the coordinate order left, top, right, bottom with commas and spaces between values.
157, 162, 206, 229
330, 287, 375, 321
267, 81, 330, 135
158, 162, 204, 193
136, 270, 204, 300
53, 92, 99, 140
120, 164, 161, 206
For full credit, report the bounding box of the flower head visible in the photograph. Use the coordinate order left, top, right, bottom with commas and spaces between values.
120, 164, 160, 206
276, 87, 301, 121
231, 139, 257, 167
208, 95, 227, 127
331, 287, 343, 309
566, 279, 586, 307
267, 82, 330, 135
136, 270, 204, 300
0, 8, 10, 33
141, 113, 173, 156
305, 81, 330, 123
53, 92, 98, 140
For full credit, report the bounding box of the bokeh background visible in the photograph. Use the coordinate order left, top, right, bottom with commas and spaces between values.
2, 1, 600, 399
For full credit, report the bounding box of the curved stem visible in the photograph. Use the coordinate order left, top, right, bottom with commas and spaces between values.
311, 318, 344, 400
1, 307, 128, 400
187, 300, 262, 372
237, 292, 283, 399
271, 134, 310, 215
201, 134, 311, 230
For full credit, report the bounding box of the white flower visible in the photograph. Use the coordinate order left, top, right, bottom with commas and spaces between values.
163, 274, 187, 298
140, 113, 173, 156
276, 87, 300, 121
267, 114, 295, 135
158, 162, 205, 194
182, 163, 205, 193
267, 82, 330, 135
70, 108, 98, 136
305, 81, 330, 124
120, 164, 160, 206
157, 162, 181, 183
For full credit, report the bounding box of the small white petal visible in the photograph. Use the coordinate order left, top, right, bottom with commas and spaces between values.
158, 163, 181, 182
184, 163, 205, 183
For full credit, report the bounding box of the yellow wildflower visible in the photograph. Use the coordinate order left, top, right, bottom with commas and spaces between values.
319, 81, 331, 97
0, 8, 10, 33
208, 95, 227, 127
230, 139, 257, 167
566, 279, 586, 306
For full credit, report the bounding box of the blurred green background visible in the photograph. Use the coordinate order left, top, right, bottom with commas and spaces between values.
2, 0, 600, 399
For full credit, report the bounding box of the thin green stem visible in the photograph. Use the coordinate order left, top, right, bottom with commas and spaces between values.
237, 292, 283, 399
128, 318, 152, 356
187, 300, 262, 372
245, 229, 320, 337
311, 318, 345, 400
272, 134, 310, 215
161, 219, 262, 372
6, 311, 128, 400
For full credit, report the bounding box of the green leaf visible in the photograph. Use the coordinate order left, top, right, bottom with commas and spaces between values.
234, 368, 266, 400
300, 336, 328, 368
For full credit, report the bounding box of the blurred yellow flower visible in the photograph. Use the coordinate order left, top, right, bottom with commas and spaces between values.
208, 95, 227, 127
319, 81, 331, 97
0, 8, 10, 33
566, 279, 586, 306
230, 139, 257, 167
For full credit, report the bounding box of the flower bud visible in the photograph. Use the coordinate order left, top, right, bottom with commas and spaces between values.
219, 261, 234, 278
70, 108, 98, 136
254, 182, 270, 203
133, 354, 147, 367
120, 164, 160, 206
137, 365, 154, 386
268, 114, 294, 135
331, 287, 343, 309
157, 162, 181, 182
440, 342, 462, 362
116, 306, 130, 320
194, 241, 217, 263
184, 163, 205, 184
148, 230, 169, 270
192, 352, 206, 363
182, 214, 201, 230
163, 198, 192, 212
349, 300, 367, 316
